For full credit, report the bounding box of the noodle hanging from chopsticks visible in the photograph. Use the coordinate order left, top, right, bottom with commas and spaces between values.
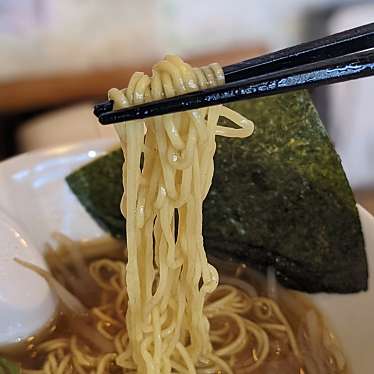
109, 55, 254, 372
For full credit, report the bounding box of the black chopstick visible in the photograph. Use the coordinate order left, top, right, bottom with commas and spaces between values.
98, 50, 374, 125
222, 22, 374, 82
94, 22, 374, 123
94, 22, 374, 118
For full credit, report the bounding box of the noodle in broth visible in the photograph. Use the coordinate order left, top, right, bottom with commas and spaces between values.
15, 234, 347, 374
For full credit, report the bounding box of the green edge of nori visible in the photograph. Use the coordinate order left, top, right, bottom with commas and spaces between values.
66, 148, 125, 238
0, 357, 20, 374
66, 91, 368, 293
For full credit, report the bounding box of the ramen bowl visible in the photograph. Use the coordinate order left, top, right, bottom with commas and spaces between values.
0, 139, 372, 373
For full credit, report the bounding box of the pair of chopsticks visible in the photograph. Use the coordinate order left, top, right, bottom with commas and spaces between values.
95, 22, 374, 125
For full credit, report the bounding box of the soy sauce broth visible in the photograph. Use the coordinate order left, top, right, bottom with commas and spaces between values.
0, 249, 349, 374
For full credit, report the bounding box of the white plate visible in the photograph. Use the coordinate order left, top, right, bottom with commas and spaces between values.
0, 139, 372, 373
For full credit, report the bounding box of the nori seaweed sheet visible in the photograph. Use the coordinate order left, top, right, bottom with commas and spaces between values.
66, 91, 368, 293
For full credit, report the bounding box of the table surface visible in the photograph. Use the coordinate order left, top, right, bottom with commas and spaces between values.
0, 46, 265, 114
355, 190, 374, 215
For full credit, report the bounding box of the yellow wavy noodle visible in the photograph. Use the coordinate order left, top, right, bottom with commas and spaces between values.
108, 55, 254, 373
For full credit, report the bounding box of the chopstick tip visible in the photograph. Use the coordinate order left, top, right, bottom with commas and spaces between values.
93, 100, 114, 118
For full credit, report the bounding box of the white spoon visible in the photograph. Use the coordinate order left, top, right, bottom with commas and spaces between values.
0, 209, 56, 347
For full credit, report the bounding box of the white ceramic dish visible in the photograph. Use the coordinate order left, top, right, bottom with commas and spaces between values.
0, 139, 372, 373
